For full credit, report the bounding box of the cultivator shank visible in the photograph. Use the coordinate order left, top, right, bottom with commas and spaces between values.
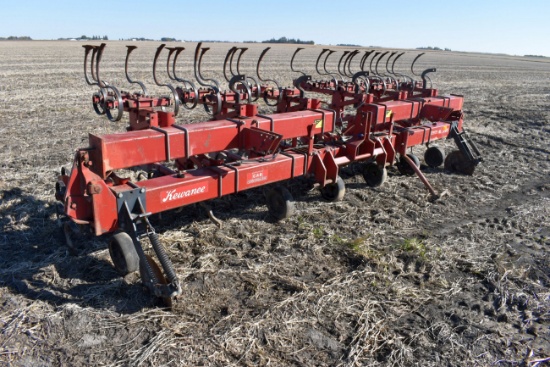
56, 43, 482, 305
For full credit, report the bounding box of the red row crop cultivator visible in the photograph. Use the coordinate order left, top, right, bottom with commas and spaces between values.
56, 42, 482, 305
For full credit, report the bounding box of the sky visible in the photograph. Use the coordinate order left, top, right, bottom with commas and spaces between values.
1, 0, 549, 57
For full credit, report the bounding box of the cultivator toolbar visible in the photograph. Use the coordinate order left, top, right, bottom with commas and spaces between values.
56, 42, 482, 305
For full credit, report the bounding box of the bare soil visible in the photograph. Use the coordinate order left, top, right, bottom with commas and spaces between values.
0, 41, 549, 366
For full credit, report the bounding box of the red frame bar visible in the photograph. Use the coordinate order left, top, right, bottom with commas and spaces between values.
65, 82, 466, 236
89, 110, 334, 178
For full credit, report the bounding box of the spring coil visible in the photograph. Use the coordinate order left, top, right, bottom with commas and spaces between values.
148, 232, 178, 284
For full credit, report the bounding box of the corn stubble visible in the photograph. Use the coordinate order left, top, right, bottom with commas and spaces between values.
0, 41, 549, 366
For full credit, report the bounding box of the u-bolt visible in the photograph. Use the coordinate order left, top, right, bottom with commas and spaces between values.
229, 75, 252, 104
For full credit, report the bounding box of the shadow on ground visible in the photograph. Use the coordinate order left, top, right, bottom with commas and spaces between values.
0, 187, 157, 313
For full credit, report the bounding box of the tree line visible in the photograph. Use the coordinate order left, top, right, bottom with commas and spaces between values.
416, 46, 452, 51
0, 36, 32, 41
262, 37, 314, 45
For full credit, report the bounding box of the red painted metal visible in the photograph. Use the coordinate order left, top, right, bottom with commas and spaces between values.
58, 43, 471, 237
59, 43, 485, 302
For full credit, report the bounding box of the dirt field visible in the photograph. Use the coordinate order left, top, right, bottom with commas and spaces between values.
0, 41, 549, 366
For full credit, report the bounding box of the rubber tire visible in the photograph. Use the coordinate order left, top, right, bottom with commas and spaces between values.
424, 146, 445, 168
397, 154, 420, 176
320, 176, 346, 202
265, 186, 295, 220
444, 150, 477, 175
362, 162, 387, 187
108, 231, 139, 275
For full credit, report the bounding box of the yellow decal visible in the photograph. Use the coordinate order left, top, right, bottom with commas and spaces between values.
315, 119, 323, 128
386, 110, 393, 119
